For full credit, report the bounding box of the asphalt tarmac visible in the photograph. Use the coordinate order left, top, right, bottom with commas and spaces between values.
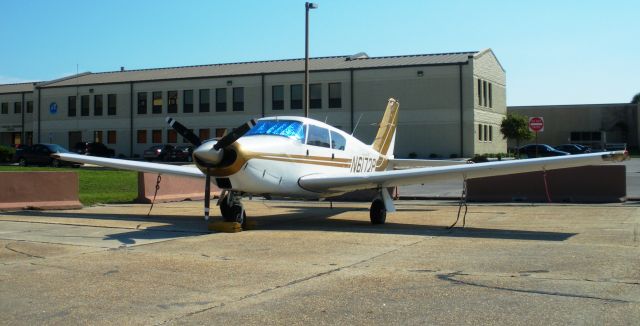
1, 200, 638, 325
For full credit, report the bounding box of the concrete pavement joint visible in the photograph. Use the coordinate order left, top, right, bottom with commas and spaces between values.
156, 238, 427, 325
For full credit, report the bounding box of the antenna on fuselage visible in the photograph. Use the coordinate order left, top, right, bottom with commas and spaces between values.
351, 113, 363, 136
324, 116, 328, 124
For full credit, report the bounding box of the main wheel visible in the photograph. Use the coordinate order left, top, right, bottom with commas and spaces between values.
370, 199, 387, 225
18, 158, 27, 167
51, 159, 60, 168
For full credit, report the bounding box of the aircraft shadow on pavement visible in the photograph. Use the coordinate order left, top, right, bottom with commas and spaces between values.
2, 206, 576, 243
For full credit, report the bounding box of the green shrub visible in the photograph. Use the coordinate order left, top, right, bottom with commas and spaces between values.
0, 145, 16, 163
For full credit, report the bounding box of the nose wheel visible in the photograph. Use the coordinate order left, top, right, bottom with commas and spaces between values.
219, 192, 246, 227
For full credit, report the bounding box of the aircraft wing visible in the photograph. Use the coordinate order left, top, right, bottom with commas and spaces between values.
389, 158, 469, 169
299, 151, 628, 194
53, 153, 205, 179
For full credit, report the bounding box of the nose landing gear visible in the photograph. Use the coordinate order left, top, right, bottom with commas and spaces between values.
218, 191, 246, 228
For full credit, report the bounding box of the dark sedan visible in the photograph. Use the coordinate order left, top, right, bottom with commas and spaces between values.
74, 142, 115, 157
143, 144, 175, 161
169, 145, 193, 162
14, 144, 81, 167
555, 144, 592, 154
518, 144, 570, 158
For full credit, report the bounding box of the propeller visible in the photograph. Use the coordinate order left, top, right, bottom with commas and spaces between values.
165, 117, 257, 221
165, 117, 201, 147
213, 119, 256, 150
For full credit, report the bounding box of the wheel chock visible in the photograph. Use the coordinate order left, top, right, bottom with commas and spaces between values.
208, 222, 242, 233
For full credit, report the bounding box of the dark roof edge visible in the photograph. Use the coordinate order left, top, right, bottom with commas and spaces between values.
509, 103, 637, 108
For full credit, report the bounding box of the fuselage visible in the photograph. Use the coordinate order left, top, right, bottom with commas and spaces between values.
194, 116, 388, 198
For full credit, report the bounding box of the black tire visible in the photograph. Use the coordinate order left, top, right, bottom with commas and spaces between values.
223, 204, 246, 227
370, 199, 387, 225
51, 159, 60, 168
220, 197, 233, 220
18, 158, 27, 167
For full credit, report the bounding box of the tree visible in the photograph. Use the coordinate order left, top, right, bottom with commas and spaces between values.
500, 113, 533, 157
632, 92, 640, 104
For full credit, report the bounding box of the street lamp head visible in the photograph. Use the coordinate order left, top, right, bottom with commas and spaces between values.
306, 2, 318, 9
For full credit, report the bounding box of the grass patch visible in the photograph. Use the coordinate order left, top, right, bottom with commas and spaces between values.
0, 166, 138, 206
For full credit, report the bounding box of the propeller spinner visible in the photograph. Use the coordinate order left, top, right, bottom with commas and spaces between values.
165, 117, 257, 221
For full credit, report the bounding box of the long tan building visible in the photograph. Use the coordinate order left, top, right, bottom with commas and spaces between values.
0, 49, 507, 158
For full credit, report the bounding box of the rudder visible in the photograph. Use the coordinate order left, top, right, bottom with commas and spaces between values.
371, 98, 399, 157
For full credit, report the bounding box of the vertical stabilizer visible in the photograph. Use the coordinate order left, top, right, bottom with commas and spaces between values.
371, 98, 399, 156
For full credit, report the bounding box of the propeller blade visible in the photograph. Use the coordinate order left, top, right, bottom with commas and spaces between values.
204, 173, 211, 221
213, 119, 257, 150
166, 117, 202, 147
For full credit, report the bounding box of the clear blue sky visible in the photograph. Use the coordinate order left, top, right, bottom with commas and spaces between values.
1, 0, 638, 106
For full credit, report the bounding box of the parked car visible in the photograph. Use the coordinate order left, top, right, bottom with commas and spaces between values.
169, 145, 194, 162
14, 143, 81, 167
518, 144, 570, 158
74, 142, 115, 157
143, 144, 175, 161
554, 144, 592, 154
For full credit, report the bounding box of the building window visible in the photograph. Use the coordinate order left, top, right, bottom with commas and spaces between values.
483, 125, 488, 141
14, 102, 21, 114
482, 81, 487, 107
167, 129, 177, 143
107, 94, 117, 115
310, 83, 321, 109
489, 125, 493, 141
81, 95, 89, 116
233, 87, 244, 111
94, 130, 103, 143
199, 89, 210, 112
477, 79, 482, 106
199, 128, 210, 140
137, 130, 147, 144
478, 124, 483, 141
152, 129, 162, 143
216, 88, 227, 112
152, 91, 162, 114
215, 128, 226, 138
183, 90, 193, 113
107, 130, 116, 144
168, 90, 178, 114
272, 85, 284, 110
137, 92, 147, 114
68, 96, 76, 116
290, 84, 302, 110
94, 94, 103, 116
328, 82, 342, 108
0, 103, 6, 114
27, 101, 33, 114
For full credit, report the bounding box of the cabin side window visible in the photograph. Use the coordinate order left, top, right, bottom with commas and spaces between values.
307, 125, 330, 148
330, 131, 346, 150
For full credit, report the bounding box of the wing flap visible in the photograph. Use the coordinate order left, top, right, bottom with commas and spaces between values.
299, 151, 627, 193
54, 153, 204, 179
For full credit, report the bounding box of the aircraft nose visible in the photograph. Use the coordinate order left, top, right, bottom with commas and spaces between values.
193, 140, 223, 165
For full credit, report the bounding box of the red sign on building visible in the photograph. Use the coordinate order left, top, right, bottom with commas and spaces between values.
528, 117, 544, 132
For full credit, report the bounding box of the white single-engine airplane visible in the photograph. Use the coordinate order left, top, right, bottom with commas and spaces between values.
55, 98, 628, 226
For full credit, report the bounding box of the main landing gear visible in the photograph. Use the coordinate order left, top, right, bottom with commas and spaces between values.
370, 199, 386, 224
218, 191, 246, 227
369, 188, 396, 225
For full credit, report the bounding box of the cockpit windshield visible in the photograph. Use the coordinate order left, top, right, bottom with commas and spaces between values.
245, 120, 306, 142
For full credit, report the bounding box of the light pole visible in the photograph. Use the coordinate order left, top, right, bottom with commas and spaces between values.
304, 2, 318, 118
